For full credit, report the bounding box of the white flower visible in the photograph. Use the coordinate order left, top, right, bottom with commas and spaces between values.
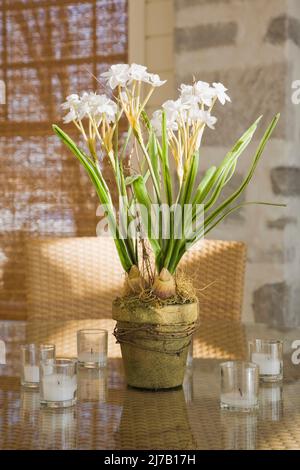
198, 110, 217, 129
194, 81, 215, 107
150, 110, 163, 136
129, 63, 148, 82
151, 109, 178, 136
93, 94, 118, 123
179, 84, 196, 107
61, 92, 118, 124
212, 82, 231, 105
180, 81, 215, 107
179, 84, 194, 96
186, 104, 203, 123
62, 108, 77, 124
101, 63, 166, 89
162, 99, 183, 121
61, 94, 81, 123
101, 64, 130, 89
61, 94, 80, 110
146, 73, 167, 87
77, 92, 93, 119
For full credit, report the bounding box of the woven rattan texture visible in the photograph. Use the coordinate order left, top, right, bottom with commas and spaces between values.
25, 238, 246, 359
179, 240, 247, 321
1, 319, 300, 449
0, 0, 128, 319
25, 238, 247, 359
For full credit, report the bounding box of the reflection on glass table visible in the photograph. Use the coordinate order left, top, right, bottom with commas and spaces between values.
0, 319, 300, 450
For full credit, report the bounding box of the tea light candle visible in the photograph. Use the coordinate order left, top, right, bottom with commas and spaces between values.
21, 344, 56, 388
251, 353, 280, 376
77, 330, 108, 368
220, 361, 259, 411
249, 340, 283, 382
24, 364, 40, 383
42, 374, 76, 402
78, 349, 106, 367
40, 358, 77, 408
221, 391, 257, 409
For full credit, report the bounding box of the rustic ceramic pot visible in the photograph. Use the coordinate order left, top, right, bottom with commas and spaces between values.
112, 301, 198, 390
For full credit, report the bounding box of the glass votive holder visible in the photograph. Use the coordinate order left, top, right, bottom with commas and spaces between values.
259, 383, 283, 421
21, 344, 55, 389
40, 358, 77, 408
77, 329, 108, 368
220, 361, 259, 412
221, 411, 257, 450
249, 339, 283, 382
186, 339, 193, 368
77, 367, 107, 402
20, 388, 40, 426
39, 408, 77, 450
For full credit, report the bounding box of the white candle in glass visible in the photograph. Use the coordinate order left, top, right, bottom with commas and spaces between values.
42, 374, 76, 402
251, 353, 280, 375
24, 365, 40, 383
221, 391, 257, 409
78, 348, 106, 366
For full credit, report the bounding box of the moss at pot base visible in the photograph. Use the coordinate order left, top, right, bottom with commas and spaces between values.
112, 301, 198, 391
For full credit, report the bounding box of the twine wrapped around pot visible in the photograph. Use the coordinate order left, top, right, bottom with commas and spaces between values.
112, 301, 199, 389
113, 320, 199, 356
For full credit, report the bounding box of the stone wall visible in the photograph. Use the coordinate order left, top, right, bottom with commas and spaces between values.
174, 0, 300, 326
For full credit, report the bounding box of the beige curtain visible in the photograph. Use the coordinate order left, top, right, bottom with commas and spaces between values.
0, 0, 128, 318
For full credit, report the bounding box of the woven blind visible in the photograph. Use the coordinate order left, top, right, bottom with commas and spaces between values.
0, 0, 128, 318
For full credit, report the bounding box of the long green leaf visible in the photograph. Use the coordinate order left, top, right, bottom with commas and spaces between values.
204, 114, 280, 229
148, 130, 160, 186
164, 152, 199, 271
169, 114, 281, 271
192, 166, 217, 205
203, 116, 262, 212
161, 112, 173, 206
53, 125, 134, 272
131, 175, 161, 261
204, 201, 286, 237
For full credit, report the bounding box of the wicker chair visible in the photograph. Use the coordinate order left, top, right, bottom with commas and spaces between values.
179, 240, 247, 360
25, 238, 247, 360
25, 237, 124, 357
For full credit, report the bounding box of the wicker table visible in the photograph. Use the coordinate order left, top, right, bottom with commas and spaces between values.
1, 319, 300, 450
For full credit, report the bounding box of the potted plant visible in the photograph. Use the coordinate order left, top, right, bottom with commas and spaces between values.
53, 63, 283, 390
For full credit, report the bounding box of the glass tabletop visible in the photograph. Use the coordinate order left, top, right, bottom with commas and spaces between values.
1, 319, 300, 450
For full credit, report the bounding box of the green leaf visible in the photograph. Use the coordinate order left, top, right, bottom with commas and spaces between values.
204, 114, 281, 230
148, 130, 160, 186
164, 152, 199, 272
131, 175, 161, 260
204, 201, 286, 236
161, 112, 173, 206
203, 116, 262, 212
53, 125, 134, 272
135, 131, 162, 204
192, 166, 217, 205
169, 114, 282, 271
